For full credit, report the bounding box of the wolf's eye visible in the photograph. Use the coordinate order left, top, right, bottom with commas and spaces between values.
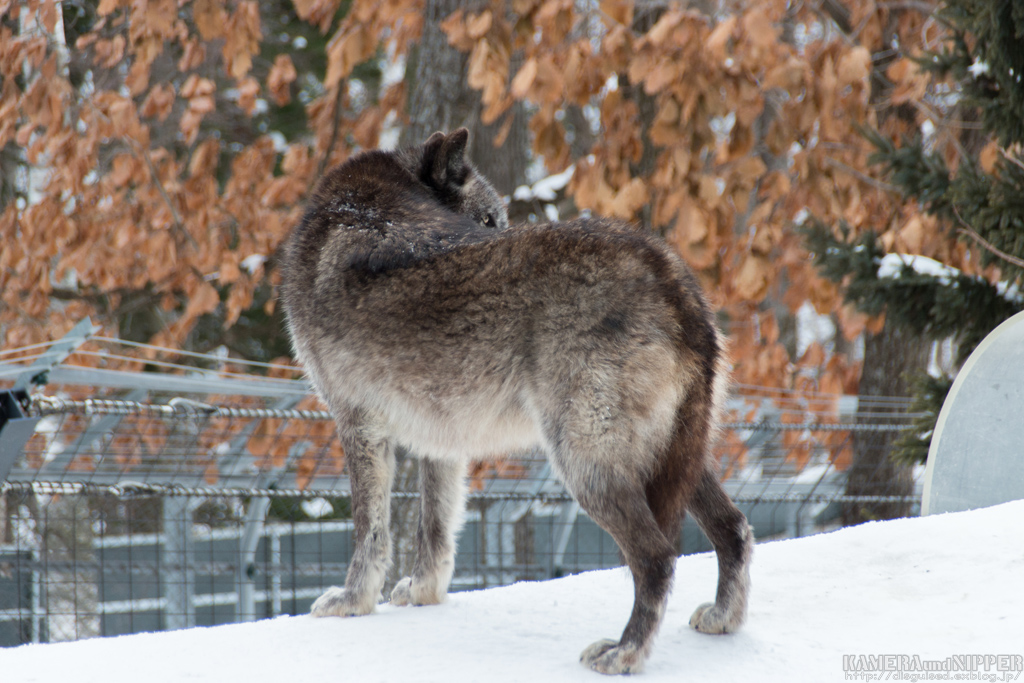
483, 214, 496, 228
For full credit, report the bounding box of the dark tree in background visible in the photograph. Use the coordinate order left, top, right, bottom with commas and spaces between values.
802, 0, 1024, 522
391, 0, 533, 588
400, 0, 530, 196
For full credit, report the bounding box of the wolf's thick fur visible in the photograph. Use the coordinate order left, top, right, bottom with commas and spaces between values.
280, 129, 753, 674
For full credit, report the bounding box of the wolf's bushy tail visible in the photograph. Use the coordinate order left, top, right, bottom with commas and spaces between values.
650, 348, 753, 633
645, 350, 730, 542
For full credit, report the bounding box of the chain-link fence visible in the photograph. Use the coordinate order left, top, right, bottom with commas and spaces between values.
0, 327, 925, 645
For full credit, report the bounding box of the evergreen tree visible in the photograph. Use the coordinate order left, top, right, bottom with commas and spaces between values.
802, 0, 1024, 465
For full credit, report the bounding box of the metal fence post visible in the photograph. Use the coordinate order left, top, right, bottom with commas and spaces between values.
162, 496, 195, 630
0, 391, 40, 482
12, 317, 98, 391
237, 497, 271, 622
550, 501, 580, 577
235, 396, 302, 622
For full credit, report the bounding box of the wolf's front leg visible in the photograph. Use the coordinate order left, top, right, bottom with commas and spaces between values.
312, 420, 396, 618
390, 458, 467, 607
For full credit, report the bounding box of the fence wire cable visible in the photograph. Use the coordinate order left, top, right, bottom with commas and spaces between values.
26, 396, 918, 431
29, 396, 334, 421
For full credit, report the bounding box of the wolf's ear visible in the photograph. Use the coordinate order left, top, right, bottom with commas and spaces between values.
423, 131, 446, 149
420, 131, 446, 181
423, 128, 469, 189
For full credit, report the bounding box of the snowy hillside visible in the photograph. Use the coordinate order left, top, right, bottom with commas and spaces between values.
4, 501, 1022, 683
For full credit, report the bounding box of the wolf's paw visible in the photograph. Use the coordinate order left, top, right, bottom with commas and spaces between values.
390, 576, 444, 607
689, 602, 742, 634
310, 586, 374, 618
580, 639, 643, 675
389, 577, 414, 606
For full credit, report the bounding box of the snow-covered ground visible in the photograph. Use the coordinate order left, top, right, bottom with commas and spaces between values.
4, 501, 1022, 682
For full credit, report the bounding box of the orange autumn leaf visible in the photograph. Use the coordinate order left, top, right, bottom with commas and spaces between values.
267, 54, 297, 106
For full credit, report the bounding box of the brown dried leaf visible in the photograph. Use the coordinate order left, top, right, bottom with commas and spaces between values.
674, 200, 707, 245
236, 77, 260, 115
837, 46, 871, 88
733, 253, 771, 301
887, 57, 928, 105
600, 0, 632, 26
39, 0, 58, 33
643, 10, 684, 47
267, 54, 297, 106
607, 177, 649, 219
764, 56, 806, 92
706, 15, 737, 61
326, 25, 372, 89
97, 0, 118, 16
897, 215, 925, 254
140, 82, 175, 121
177, 37, 206, 72
741, 9, 775, 50
978, 140, 1000, 175
188, 94, 214, 114
108, 154, 136, 188
222, 1, 262, 80
292, 0, 343, 33
184, 280, 220, 319
192, 0, 227, 40
93, 35, 126, 68
188, 138, 220, 178
510, 57, 538, 99
749, 224, 774, 255
644, 60, 679, 95
440, 9, 473, 51
466, 10, 492, 39
466, 38, 510, 121
180, 74, 213, 98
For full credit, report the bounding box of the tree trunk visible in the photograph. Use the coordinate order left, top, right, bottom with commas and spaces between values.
0, 143, 19, 210
832, 0, 929, 525
389, 0, 531, 588
843, 322, 930, 524
619, 6, 665, 234
400, 0, 529, 196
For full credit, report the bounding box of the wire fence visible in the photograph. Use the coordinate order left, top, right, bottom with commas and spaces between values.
0, 328, 925, 645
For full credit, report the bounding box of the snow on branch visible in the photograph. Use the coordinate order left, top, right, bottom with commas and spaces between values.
876, 253, 1023, 304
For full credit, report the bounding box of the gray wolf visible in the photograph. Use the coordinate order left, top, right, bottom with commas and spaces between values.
279, 129, 753, 674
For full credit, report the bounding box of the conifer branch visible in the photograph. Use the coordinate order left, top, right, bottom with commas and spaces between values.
953, 207, 1024, 269
1001, 148, 1024, 174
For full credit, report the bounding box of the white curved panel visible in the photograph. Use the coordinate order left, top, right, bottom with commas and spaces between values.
923, 310, 1024, 515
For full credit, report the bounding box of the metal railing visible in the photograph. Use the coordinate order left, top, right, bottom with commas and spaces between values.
0, 323, 924, 645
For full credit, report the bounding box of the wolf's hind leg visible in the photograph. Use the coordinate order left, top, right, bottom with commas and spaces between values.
390, 458, 467, 607
312, 417, 395, 618
559, 465, 676, 675
687, 467, 753, 634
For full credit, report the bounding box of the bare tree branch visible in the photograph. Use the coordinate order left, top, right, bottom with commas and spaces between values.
316, 85, 347, 179
876, 1, 939, 13
814, 0, 852, 34
824, 156, 901, 193
124, 138, 198, 251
